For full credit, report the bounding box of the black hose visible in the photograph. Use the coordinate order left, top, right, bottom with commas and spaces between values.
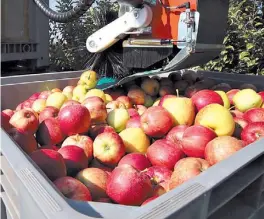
33, 0, 95, 23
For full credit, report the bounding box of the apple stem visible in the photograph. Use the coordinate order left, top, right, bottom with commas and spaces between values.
228, 106, 236, 111
134, 105, 138, 110
175, 89, 179, 97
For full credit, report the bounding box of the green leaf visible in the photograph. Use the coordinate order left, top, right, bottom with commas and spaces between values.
246, 43, 254, 50
239, 52, 250, 60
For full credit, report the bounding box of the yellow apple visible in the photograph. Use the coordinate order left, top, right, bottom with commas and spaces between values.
195, 103, 235, 136
215, 90, 230, 109
119, 128, 150, 153
105, 94, 113, 103
84, 89, 106, 102
153, 97, 161, 106
106, 108, 130, 133
160, 96, 195, 126
32, 99, 46, 113
141, 78, 160, 96
233, 89, 263, 112
73, 85, 89, 101
46, 92, 67, 109
63, 91, 73, 100
79, 70, 98, 89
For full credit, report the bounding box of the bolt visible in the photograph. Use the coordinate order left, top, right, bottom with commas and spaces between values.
89, 40, 96, 48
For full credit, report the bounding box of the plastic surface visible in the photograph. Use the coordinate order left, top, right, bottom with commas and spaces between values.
1, 70, 264, 219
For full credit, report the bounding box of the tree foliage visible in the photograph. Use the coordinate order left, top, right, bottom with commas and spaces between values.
49, 0, 264, 75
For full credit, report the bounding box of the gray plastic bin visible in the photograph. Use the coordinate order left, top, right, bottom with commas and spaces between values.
1, 70, 264, 219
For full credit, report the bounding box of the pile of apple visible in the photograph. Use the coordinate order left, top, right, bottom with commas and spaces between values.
1, 70, 264, 207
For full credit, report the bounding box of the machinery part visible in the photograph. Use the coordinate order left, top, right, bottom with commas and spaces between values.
33, 0, 94, 23
86, 4, 153, 53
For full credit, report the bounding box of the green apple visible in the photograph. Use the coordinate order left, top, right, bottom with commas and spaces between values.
79, 70, 98, 89
107, 108, 130, 133
73, 85, 89, 102
46, 92, 67, 109
233, 89, 263, 112
144, 95, 154, 107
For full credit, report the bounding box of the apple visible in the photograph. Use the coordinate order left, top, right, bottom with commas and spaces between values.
116, 96, 133, 109
40, 145, 59, 151
159, 96, 196, 126
127, 87, 145, 105
53, 176, 92, 201
62, 91, 73, 101
239, 83, 258, 92
141, 196, 159, 206
76, 167, 109, 200
38, 91, 52, 100
58, 104, 91, 136
160, 78, 174, 87
205, 136, 244, 165
93, 132, 126, 167
144, 95, 154, 107
159, 86, 175, 97
61, 100, 80, 109
21, 99, 35, 109
2, 109, 15, 118
195, 104, 235, 136
105, 94, 113, 104
79, 70, 98, 89
230, 110, 244, 119
58, 146, 88, 175
30, 149, 67, 181
184, 83, 208, 98
144, 166, 172, 191
89, 124, 115, 139
195, 78, 216, 89
31, 99, 46, 113
9, 109, 39, 134
106, 108, 130, 133
89, 159, 113, 175
7, 128, 38, 154
169, 157, 210, 189
136, 105, 147, 116
119, 128, 150, 154
1, 111, 13, 131
127, 108, 140, 118
118, 153, 151, 171
215, 90, 230, 109
106, 164, 152, 206
191, 90, 224, 111
51, 88, 62, 93
61, 134, 93, 160
233, 119, 247, 139
141, 78, 160, 96
234, 117, 248, 129
84, 89, 106, 103
94, 198, 113, 203
72, 85, 89, 101
146, 139, 185, 170
168, 73, 182, 81
166, 125, 189, 145
46, 92, 68, 110
226, 89, 240, 105
104, 88, 125, 100
181, 125, 217, 158
258, 91, 264, 103
233, 89, 263, 112
126, 117, 141, 129
174, 80, 189, 94
182, 70, 199, 83
28, 92, 41, 100
212, 83, 232, 92
153, 97, 161, 106
140, 106, 173, 138
36, 117, 65, 146
39, 106, 59, 123
241, 122, 264, 145
63, 86, 75, 93
106, 100, 126, 113
82, 96, 107, 124
243, 108, 264, 123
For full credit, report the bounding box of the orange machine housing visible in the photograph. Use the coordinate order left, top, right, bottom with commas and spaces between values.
150, 0, 197, 40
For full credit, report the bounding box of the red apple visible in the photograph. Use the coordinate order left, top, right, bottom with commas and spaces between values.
227, 89, 240, 105
36, 117, 65, 146
127, 87, 145, 105
116, 96, 133, 109
61, 134, 93, 160
230, 110, 244, 119
104, 88, 125, 100
28, 92, 41, 100
181, 125, 217, 158
146, 139, 185, 170
62, 86, 75, 93
126, 117, 141, 129
30, 149, 67, 181
160, 78, 174, 87
82, 96, 107, 123
2, 109, 15, 118
76, 167, 109, 200
212, 83, 232, 92
184, 83, 209, 98
16, 103, 24, 111
144, 166, 172, 191
140, 106, 173, 138
127, 108, 140, 118
9, 109, 39, 134
165, 125, 189, 145
61, 100, 80, 109
94, 198, 112, 203
106, 164, 152, 206
39, 106, 59, 123
93, 132, 126, 167
21, 99, 34, 109
89, 124, 115, 139
191, 90, 224, 111
58, 146, 88, 175
135, 105, 147, 116
205, 136, 244, 165
58, 105, 91, 136
118, 153, 152, 171
258, 91, 264, 102
1, 112, 13, 131
89, 159, 113, 175
243, 108, 264, 123
234, 117, 248, 129
8, 128, 38, 154
159, 86, 175, 97
53, 176, 92, 201
174, 80, 189, 94
169, 157, 210, 189
141, 196, 159, 206
38, 91, 52, 99
40, 145, 59, 151
241, 122, 264, 145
